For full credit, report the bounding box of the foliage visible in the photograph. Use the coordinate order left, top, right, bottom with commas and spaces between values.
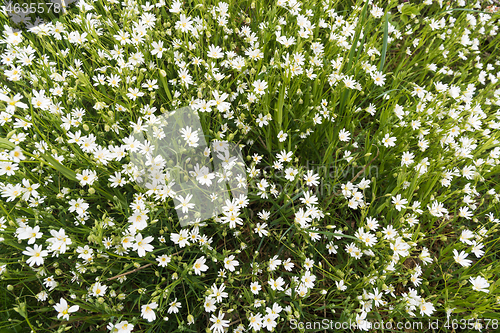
0, 0, 500, 332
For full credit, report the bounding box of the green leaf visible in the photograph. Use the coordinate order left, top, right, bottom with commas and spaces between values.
41, 154, 77, 181
305, 229, 358, 241
401, 14, 408, 25
379, 13, 389, 72
158, 69, 172, 101
401, 4, 420, 17
277, 84, 285, 128
0, 138, 15, 150
13, 302, 27, 319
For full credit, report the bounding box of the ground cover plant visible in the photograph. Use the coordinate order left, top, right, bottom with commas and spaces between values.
0, 0, 500, 332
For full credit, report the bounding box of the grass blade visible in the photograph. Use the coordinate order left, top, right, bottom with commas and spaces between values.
41, 154, 77, 181
379, 12, 389, 72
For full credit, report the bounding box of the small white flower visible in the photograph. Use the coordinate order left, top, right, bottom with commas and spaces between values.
54, 298, 79, 321
223, 255, 239, 272
469, 276, 489, 293
193, 256, 209, 275
338, 128, 351, 142
141, 302, 158, 322
277, 130, 288, 142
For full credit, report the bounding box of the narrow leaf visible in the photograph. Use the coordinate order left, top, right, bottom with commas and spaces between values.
0, 138, 15, 150
379, 12, 389, 72
305, 229, 359, 241
42, 154, 77, 181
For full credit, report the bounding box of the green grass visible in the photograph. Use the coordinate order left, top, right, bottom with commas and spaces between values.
0, 0, 500, 332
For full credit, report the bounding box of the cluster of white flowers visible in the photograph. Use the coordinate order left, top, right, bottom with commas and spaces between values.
0, 0, 499, 331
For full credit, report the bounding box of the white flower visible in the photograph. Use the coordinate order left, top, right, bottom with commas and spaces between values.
371, 71, 386, 86
256, 113, 269, 127
401, 151, 414, 166
390, 237, 410, 258
109, 171, 125, 188
366, 217, 379, 231
355, 311, 371, 331
250, 281, 261, 295
368, 288, 384, 307
204, 297, 217, 313
196, 171, 215, 186
382, 133, 396, 147
167, 298, 181, 314
459, 229, 475, 245
458, 206, 473, 220
210, 90, 231, 112
419, 301, 435, 316
126, 87, 144, 101
76, 169, 97, 186
269, 255, 282, 271
392, 194, 408, 211
68, 198, 89, 216
36, 290, 48, 302
303, 170, 320, 186
382, 225, 397, 240
410, 274, 422, 287
156, 254, 172, 267
114, 321, 134, 333
453, 249, 472, 267
17, 225, 43, 245
210, 311, 230, 333
284, 167, 298, 181
283, 258, 295, 271
371, 5, 384, 18
248, 313, 263, 331
301, 271, 316, 289
180, 126, 200, 147
0, 92, 28, 112
22, 244, 48, 267
132, 233, 154, 257
277, 130, 288, 142
419, 247, 433, 265
268, 277, 285, 291
471, 242, 485, 258
427, 200, 448, 217
31, 89, 50, 110
175, 194, 195, 214
252, 79, 268, 95
207, 44, 224, 59
43, 276, 58, 291
175, 14, 193, 33
54, 298, 79, 321
262, 313, 278, 331
223, 255, 239, 272
141, 302, 158, 322
336, 280, 347, 291
258, 210, 270, 221
357, 178, 371, 190
469, 276, 490, 293
169, 0, 182, 13
91, 282, 107, 297
193, 256, 209, 275
170, 229, 190, 248
76, 245, 93, 261
327, 242, 338, 254
254, 223, 269, 237
338, 128, 351, 142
